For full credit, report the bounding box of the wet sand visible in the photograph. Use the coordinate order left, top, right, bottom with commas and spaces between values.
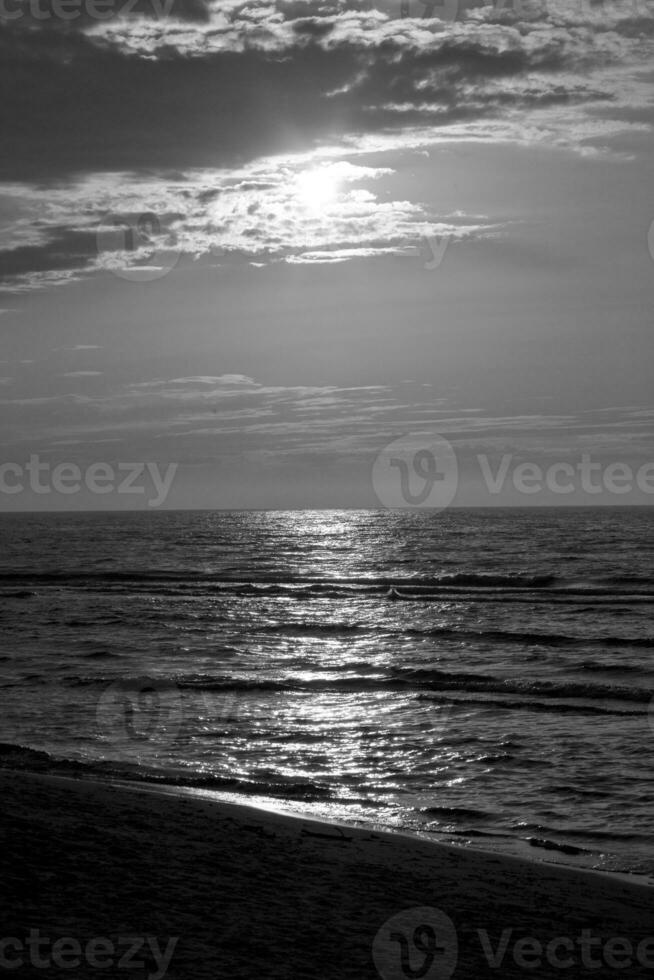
1, 770, 653, 979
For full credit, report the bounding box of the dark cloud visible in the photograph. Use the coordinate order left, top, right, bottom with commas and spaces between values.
292, 16, 335, 37
1, 0, 652, 288
0, 228, 97, 280
0, 14, 617, 183
0, 29, 354, 179
1, 0, 211, 27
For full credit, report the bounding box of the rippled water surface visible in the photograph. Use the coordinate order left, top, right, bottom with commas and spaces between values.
1, 509, 653, 874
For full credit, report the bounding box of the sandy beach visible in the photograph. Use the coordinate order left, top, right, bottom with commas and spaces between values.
2, 769, 653, 979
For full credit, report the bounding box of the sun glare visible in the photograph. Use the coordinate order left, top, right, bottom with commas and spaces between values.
295, 168, 340, 210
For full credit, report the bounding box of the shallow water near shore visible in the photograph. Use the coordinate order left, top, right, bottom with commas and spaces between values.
1, 508, 653, 875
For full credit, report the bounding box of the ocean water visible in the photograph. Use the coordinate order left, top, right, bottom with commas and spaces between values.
1, 508, 653, 875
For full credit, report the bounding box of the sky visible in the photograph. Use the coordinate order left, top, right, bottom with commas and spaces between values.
1, 0, 653, 509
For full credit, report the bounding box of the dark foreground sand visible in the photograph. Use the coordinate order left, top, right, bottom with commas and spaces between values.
1, 770, 653, 979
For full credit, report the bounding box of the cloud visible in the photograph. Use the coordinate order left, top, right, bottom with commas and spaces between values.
128, 374, 258, 388
56, 344, 104, 351
2, 0, 651, 181
0, 373, 651, 470
168, 374, 258, 386
0, 157, 498, 290
1, 0, 653, 290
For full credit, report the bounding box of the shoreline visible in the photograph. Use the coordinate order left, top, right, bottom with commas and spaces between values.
2, 744, 652, 882
3, 768, 654, 978
101, 773, 654, 889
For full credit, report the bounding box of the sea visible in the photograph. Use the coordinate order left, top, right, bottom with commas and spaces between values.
1, 508, 652, 876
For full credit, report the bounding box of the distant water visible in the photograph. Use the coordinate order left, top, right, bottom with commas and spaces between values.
1, 509, 653, 875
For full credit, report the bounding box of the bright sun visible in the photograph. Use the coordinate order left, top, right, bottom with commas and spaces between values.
295, 168, 340, 210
